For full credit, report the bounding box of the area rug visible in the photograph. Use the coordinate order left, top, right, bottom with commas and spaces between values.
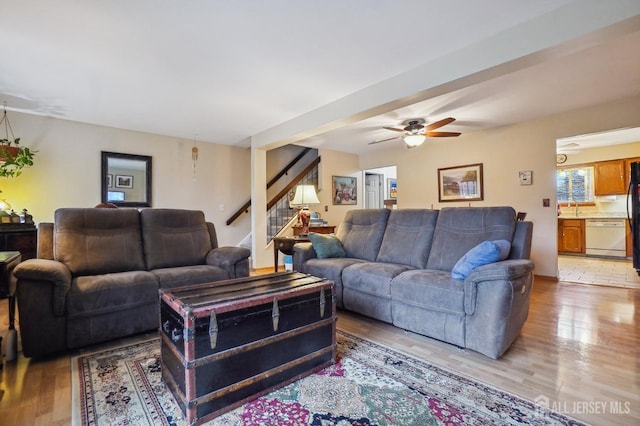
71, 331, 588, 426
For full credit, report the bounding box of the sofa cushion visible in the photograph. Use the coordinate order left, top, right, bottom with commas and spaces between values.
54, 208, 146, 275
451, 240, 511, 280
336, 209, 390, 261
152, 264, 230, 290
308, 232, 345, 259
390, 269, 466, 315
343, 262, 413, 298
376, 209, 439, 269
426, 207, 516, 272
303, 257, 367, 308
66, 270, 159, 317
141, 209, 212, 270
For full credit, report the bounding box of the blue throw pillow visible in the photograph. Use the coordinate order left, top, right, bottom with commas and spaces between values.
308, 232, 345, 259
451, 240, 511, 280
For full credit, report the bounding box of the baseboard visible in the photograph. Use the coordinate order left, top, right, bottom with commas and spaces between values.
251, 266, 280, 276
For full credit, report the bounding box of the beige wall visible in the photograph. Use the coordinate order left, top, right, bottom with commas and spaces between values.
359, 95, 640, 277
5, 96, 640, 274
252, 147, 361, 269
2, 111, 252, 246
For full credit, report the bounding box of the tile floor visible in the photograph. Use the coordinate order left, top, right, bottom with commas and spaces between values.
558, 255, 640, 289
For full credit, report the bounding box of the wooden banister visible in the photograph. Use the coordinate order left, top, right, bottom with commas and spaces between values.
226, 153, 319, 226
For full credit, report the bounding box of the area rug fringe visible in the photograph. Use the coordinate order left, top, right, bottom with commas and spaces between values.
71, 330, 590, 426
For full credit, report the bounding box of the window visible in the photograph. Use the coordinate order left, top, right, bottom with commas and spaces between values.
556, 166, 594, 203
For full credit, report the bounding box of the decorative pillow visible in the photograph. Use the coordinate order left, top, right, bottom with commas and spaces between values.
451, 240, 511, 280
308, 232, 346, 259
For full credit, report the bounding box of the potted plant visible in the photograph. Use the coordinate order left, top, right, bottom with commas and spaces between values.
0, 137, 36, 178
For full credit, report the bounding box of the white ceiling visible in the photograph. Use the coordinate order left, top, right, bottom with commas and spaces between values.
2, 1, 640, 155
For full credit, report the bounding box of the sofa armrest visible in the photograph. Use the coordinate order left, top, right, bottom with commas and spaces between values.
14, 259, 72, 316
293, 242, 316, 272
463, 259, 534, 315
206, 246, 251, 278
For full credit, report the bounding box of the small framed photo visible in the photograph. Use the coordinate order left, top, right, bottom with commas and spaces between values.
107, 174, 113, 188
437, 163, 484, 202
115, 175, 134, 188
332, 175, 357, 205
388, 178, 397, 199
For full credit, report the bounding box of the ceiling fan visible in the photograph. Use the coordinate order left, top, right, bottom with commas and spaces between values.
369, 117, 461, 148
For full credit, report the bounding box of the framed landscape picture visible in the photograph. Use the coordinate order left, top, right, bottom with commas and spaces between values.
115, 175, 134, 189
388, 178, 397, 199
437, 163, 484, 202
332, 175, 357, 205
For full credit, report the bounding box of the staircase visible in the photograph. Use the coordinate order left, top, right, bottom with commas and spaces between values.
266, 165, 319, 242
226, 149, 320, 244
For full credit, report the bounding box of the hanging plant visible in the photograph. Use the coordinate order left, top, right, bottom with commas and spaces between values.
0, 106, 37, 178
0, 137, 36, 178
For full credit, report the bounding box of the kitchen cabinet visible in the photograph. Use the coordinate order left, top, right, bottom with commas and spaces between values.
558, 219, 585, 254
594, 160, 626, 195
624, 157, 640, 187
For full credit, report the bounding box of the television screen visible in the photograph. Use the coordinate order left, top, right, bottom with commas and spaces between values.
107, 191, 125, 201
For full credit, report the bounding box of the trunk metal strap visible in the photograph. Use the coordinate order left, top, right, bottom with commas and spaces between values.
320, 288, 326, 317
209, 310, 218, 349
272, 297, 280, 331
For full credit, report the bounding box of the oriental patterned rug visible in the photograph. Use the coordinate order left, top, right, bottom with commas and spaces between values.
71, 331, 588, 426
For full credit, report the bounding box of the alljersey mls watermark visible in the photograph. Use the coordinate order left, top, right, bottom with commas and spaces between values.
535, 395, 631, 416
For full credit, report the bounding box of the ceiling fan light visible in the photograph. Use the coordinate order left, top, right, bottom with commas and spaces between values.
403, 134, 426, 147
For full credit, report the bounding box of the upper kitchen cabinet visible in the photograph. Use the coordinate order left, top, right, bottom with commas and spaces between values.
625, 157, 640, 187
594, 159, 626, 195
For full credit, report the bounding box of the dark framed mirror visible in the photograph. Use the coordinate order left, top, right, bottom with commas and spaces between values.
101, 151, 152, 207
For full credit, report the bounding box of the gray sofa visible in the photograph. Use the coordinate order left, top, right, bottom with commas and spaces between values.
293, 207, 534, 359
13, 208, 251, 358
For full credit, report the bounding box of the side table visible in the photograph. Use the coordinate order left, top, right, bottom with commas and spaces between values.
272, 236, 310, 272
0, 251, 21, 363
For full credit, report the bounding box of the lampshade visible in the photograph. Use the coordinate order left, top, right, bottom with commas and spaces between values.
403, 134, 427, 147
291, 185, 320, 206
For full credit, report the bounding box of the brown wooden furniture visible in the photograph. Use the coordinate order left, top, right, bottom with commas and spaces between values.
0, 226, 37, 260
159, 272, 336, 424
292, 225, 335, 236
594, 159, 626, 195
273, 235, 310, 272
0, 251, 21, 362
558, 218, 585, 254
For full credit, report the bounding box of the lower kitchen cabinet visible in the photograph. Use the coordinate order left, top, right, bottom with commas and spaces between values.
558, 219, 585, 254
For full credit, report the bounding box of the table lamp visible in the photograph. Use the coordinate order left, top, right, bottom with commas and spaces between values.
290, 184, 320, 235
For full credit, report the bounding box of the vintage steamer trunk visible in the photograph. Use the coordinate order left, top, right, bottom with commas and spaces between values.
160, 272, 336, 425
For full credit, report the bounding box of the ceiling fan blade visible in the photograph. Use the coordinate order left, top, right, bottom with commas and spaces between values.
368, 136, 400, 145
425, 117, 455, 131
425, 131, 461, 137
382, 126, 406, 133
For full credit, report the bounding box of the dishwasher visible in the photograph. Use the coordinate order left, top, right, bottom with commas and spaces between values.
585, 219, 626, 258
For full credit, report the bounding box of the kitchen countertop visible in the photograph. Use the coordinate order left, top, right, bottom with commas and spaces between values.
558, 212, 627, 220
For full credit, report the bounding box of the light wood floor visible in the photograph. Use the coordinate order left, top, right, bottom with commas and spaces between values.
0, 276, 638, 426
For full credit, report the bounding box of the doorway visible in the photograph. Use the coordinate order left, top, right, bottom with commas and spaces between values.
556, 128, 640, 287
363, 165, 397, 209
365, 173, 383, 209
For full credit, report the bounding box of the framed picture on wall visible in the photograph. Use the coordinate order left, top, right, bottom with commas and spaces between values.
332, 175, 357, 205
107, 174, 113, 188
388, 178, 397, 199
437, 163, 484, 202
115, 175, 134, 188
